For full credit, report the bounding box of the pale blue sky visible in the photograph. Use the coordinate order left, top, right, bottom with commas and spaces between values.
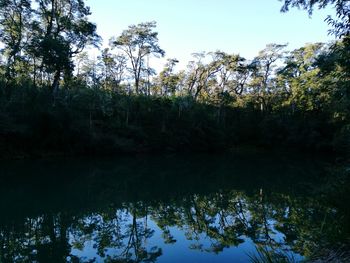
85, 0, 336, 70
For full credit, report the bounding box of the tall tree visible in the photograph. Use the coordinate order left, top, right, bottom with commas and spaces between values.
185, 52, 221, 101
30, 0, 100, 92
208, 51, 250, 99
99, 48, 127, 91
158, 58, 181, 96
250, 43, 287, 112
278, 43, 328, 112
110, 21, 165, 94
0, 0, 32, 82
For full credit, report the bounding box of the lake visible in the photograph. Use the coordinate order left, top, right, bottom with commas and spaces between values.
0, 152, 348, 262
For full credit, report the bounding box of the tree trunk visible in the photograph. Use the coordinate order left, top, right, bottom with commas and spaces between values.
52, 69, 61, 96
135, 77, 139, 94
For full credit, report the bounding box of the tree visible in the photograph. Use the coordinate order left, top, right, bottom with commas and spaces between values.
250, 43, 287, 112
208, 51, 251, 102
30, 0, 100, 92
75, 52, 100, 87
99, 48, 127, 91
280, 0, 350, 37
278, 43, 329, 112
0, 0, 32, 82
110, 21, 165, 94
158, 58, 181, 96
185, 52, 221, 101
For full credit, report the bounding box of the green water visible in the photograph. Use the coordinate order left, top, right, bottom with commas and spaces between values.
0, 153, 348, 262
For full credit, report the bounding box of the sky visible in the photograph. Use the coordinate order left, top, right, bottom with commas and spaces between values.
85, 0, 336, 71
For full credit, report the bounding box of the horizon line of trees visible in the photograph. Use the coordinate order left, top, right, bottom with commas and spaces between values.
0, 0, 348, 96
0, 0, 349, 157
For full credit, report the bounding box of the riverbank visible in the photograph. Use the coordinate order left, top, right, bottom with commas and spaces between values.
1, 88, 346, 160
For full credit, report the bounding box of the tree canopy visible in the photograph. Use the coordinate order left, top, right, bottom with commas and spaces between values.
0, 0, 100, 92
110, 21, 165, 94
0, 0, 349, 158
280, 0, 350, 37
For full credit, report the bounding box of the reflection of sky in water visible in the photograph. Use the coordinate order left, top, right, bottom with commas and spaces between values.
0, 154, 343, 263
70, 210, 304, 262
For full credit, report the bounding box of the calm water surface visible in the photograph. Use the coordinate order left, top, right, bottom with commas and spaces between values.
0, 153, 348, 262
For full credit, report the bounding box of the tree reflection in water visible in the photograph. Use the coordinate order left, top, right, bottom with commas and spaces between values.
0, 154, 348, 262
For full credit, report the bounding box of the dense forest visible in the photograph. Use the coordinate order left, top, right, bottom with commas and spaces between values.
0, 0, 349, 159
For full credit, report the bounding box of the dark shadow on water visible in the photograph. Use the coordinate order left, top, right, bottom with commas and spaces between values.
0, 152, 348, 262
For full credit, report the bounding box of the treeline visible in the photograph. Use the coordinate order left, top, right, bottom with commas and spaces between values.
0, 0, 349, 158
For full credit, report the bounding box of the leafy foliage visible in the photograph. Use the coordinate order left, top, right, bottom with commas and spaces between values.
280, 0, 350, 37
0, 1, 349, 158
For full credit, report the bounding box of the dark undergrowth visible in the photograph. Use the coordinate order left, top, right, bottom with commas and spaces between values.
0, 82, 347, 160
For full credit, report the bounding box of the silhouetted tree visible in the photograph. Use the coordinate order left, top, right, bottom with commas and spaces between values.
110, 21, 165, 94
30, 0, 100, 92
